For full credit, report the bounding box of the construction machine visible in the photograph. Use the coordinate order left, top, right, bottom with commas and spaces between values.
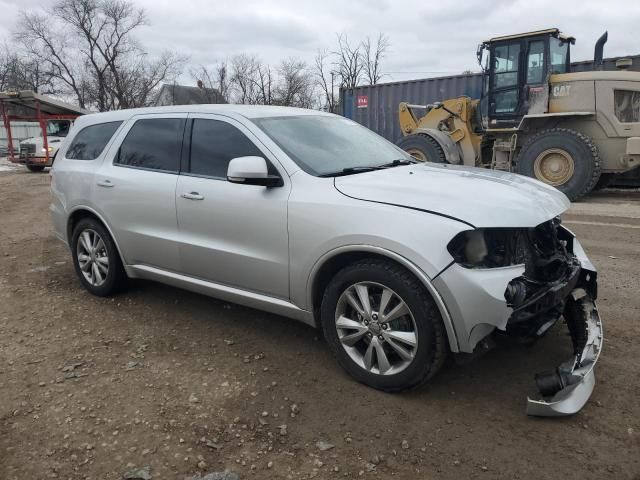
397, 28, 640, 200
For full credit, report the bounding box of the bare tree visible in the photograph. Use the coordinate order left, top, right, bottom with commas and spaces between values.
255, 63, 275, 105
0, 45, 57, 93
15, 11, 87, 107
362, 33, 389, 85
229, 54, 261, 104
215, 61, 229, 102
333, 34, 363, 89
313, 49, 337, 112
14, 0, 184, 110
275, 58, 315, 108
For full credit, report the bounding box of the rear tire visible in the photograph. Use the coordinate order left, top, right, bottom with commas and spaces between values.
71, 218, 126, 296
515, 128, 601, 201
396, 134, 446, 163
320, 258, 447, 392
26, 165, 45, 173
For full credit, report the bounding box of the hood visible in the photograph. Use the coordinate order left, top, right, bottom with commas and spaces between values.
333, 163, 570, 228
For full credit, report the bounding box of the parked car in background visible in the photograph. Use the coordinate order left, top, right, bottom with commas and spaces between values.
19, 119, 72, 172
50, 105, 602, 416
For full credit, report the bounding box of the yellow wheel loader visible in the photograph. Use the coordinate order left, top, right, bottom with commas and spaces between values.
397, 29, 640, 200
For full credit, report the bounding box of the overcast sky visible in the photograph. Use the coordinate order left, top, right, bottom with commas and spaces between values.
2, 0, 639, 84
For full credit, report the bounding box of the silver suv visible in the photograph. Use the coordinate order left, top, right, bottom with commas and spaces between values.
51, 105, 602, 416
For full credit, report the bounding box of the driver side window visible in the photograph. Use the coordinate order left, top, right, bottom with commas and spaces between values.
188, 119, 277, 179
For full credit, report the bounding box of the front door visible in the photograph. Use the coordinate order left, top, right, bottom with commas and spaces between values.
175, 114, 290, 299
93, 114, 186, 272
488, 40, 523, 128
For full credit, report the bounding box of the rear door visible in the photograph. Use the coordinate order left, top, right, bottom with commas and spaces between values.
175, 114, 290, 299
93, 114, 186, 271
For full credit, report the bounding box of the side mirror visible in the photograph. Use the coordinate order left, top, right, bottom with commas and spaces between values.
227, 156, 283, 187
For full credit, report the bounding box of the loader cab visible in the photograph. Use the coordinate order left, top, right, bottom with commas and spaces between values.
478, 28, 574, 129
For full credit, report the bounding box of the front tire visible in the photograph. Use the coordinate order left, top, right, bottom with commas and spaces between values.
26, 164, 45, 173
320, 259, 447, 392
71, 218, 126, 296
515, 128, 601, 201
396, 134, 446, 163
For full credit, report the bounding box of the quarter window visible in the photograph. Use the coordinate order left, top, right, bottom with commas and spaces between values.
614, 90, 640, 123
189, 119, 266, 178
65, 121, 122, 160
550, 38, 569, 74
116, 118, 185, 172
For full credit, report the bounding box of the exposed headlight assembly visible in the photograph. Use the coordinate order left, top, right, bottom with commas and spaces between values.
447, 227, 531, 269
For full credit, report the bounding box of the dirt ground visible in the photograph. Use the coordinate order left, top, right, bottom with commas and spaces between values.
1, 163, 639, 480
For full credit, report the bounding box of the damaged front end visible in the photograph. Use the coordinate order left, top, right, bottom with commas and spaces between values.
441, 218, 603, 416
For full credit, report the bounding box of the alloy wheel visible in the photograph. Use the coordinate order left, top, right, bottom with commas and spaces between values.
76, 229, 109, 287
335, 281, 418, 375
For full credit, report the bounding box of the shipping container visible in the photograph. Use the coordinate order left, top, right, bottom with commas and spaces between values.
341, 55, 640, 143
341, 73, 483, 143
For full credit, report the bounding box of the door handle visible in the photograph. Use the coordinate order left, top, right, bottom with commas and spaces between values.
97, 179, 114, 188
181, 192, 204, 200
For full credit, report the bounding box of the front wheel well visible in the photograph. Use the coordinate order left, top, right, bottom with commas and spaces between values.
310, 251, 435, 324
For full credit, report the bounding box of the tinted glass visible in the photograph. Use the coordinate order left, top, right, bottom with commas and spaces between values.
494, 43, 520, 88
116, 118, 184, 172
527, 41, 545, 84
252, 115, 411, 177
65, 121, 122, 160
614, 90, 640, 123
189, 119, 264, 178
494, 90, 518, 114
550, 38, 569, 74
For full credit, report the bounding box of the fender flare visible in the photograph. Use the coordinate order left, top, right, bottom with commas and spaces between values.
306, 244, 461, 353
67, 205, 134, 277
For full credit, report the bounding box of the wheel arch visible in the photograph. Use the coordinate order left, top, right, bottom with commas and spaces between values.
307, 245, 460, 353
67, 206, 130, 274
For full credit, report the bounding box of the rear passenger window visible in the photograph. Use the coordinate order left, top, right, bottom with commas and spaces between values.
65, 121, 122, 160
116, 118, 185, 172
189, 119, 265, 178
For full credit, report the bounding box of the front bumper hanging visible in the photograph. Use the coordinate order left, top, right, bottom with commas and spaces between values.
526, 289, 603, 417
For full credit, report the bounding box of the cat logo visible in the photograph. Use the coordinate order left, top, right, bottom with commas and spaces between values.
552, 84, 571, 98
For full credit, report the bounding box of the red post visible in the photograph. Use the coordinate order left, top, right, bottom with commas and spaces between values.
0, 101, 16, 162
36, 99, 50, 163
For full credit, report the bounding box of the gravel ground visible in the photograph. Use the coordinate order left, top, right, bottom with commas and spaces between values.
1, 167, 639, 480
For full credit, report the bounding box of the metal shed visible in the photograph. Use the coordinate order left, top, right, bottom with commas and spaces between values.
0, 90, 89, 163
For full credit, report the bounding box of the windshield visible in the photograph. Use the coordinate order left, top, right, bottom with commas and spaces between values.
252, 115, 412, 176
47, 120, 71, 137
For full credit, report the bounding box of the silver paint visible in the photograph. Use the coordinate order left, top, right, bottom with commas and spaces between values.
50, 105, 602, 416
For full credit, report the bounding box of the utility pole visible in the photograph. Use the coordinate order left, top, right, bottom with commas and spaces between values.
330, 71, 335, 113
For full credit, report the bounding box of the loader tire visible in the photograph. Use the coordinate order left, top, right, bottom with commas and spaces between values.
515, 128, 601, 201
593, 173, 613, 191
396, 134, 446, 163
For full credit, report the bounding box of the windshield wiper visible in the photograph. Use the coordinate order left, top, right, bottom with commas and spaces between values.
376, 158, 417, 168
319, 159, 417, 177
318, 166, 387, 177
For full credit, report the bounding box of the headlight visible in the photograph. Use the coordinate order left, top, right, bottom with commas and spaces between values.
41, 146, 54, 153
447, 219, 572, 271
447, 228, 530, 268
